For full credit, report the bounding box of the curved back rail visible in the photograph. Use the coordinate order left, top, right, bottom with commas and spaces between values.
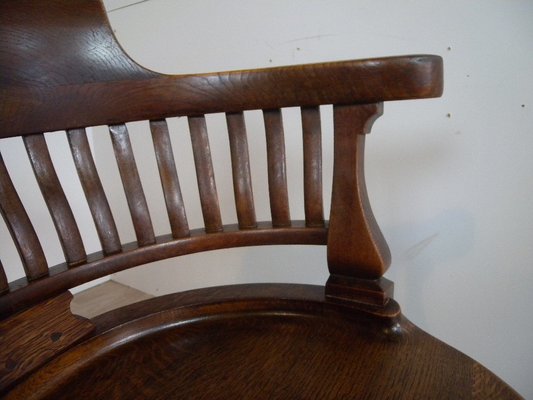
0, 0, 443, 319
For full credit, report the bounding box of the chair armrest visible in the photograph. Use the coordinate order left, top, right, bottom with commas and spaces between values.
1, 55, 442, 137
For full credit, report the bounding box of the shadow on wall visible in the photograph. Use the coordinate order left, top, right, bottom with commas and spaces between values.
386, 208, 475, 327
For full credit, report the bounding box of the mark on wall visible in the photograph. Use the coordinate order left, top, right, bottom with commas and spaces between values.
405, 233, 439, 260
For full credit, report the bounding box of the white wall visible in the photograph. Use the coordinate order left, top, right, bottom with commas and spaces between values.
103, 1, 533, 396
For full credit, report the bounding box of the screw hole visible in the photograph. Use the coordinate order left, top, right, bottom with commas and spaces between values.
50, 332, 62, 342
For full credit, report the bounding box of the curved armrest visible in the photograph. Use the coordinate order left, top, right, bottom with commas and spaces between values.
1, 53, 442, 138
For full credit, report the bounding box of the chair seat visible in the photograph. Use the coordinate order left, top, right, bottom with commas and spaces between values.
6, 284, 519, 400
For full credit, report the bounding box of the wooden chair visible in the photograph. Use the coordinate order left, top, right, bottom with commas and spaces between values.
0, 1, 522, 398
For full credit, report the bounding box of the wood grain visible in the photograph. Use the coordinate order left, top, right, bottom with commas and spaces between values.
0, 2, 443, 138
0, 291, 94, 393
0, 154, 48, 281
3, 1, 522, 399
263, 109, 291, 227
24, 134, 87, 266
150, 119, 190, 238
226, 112, 257, 229
68, 128, 122, 255
109, 124, 156, 247
0, 222, 327, 318
4, 285, 522, 400
327, 104, 391, 280
188, 115, 223, 233
301, 106, 324, 227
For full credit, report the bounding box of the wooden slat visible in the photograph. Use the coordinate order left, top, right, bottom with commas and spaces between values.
263, 109, 291, 227
0, 259, 9, 293
1, 51, 444, 139
301, 106, 324, 227
109, 124, 155, 247
0, 154, 48, 280
150, 120, 190, 238
67, 128, 122, 255
327, 104, 390, 280
226, 112, 257, 229
188, 116, 223, 233
23, 134, 86, 266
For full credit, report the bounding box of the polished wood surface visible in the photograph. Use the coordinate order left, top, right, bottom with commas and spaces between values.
0, 292, 94, 393
0, 0, 442, 138
24, 134, 87, 267
263, 109, 291, 227
0, 0, 522, 398
188, 116, 223, 233
226, 112, 257, 230
150, 119, 190, 239
327, 103, 390, 280
4, 285, 521, 400
68, 128, 122, 255
110, 124, 156, 247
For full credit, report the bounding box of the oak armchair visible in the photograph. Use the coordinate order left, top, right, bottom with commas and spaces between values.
0, 1, 522, 398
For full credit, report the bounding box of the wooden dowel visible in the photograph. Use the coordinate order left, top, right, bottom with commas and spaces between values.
301, 106, 324, 227
23, 134, 86, 266
67, 128, 122, 255
109, 124, 156, 246
0, 153, 48, 280
150, 119, 190, 238
226, 112, 257, 229
263, 109, 291, 227
188, 116, 223, 233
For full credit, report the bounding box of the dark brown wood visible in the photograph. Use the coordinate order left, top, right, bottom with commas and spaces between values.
23, 134, 87, 266
0, 260, 8, 294
0, 154, 48, 281
109, 124, 156, 246
67, 128, 122, 255
263, 109, 291, 227
0, 222, 327, 319
3, 285, 522, 400
327, 104, 391, 280
226, 112, 257, 229
1, 62, 444, 140
150, 119, 190, 238
188, 115, 223, 233
325, 275, 394, 307
301, 106, 324, 227
0, 291, 94, 394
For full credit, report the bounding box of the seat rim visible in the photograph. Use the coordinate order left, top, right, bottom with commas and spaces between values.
4, 283, 521, 400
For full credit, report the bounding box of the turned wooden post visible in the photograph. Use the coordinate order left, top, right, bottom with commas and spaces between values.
326, 103, 393, 307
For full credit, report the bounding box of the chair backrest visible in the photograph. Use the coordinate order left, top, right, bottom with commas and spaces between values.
0, 0, 443, 319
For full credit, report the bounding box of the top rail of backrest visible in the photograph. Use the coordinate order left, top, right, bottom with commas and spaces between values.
0, 0, 443, 138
